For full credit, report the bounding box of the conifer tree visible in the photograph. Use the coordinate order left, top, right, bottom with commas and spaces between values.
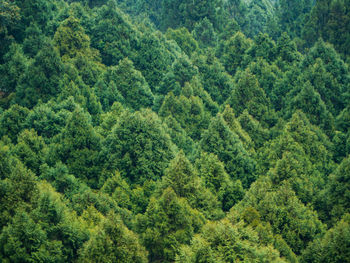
200, 114, 256, 188
137, 187, 205, 263
285, 81, 335, 136
57, 107, 101, 187
222, 32, 252, 76
161, 151, 224, 219
102, 109, 175, 184
15, 42, 65, 108
79, 212, 148, 263
113, 58, 154, 110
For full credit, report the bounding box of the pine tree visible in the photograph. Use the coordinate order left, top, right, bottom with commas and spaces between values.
102, 109, 175, 184
222, 32, 252, 76
15, 41, 64, 108
137, 187, 205, 263
79, 212, 148, 263
113, 58, 154, 110
200, 114, 256, 188
161, 151, 224, 219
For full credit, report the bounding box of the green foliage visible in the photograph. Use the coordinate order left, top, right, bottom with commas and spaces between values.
222, 31, 252, 76
177, 218, 287, 263
102, 109, 175, 184
0, 150, 38, 228
302, 213, 350, 263
0, 104, 30, 142
55, 107, 102, 188
15, 42, 65, 108
113, 58, 154, 110
276, 0, 313, 38
234, 177, 326, 255
13, 129, 46, 174
326, 156, 350, 224
195, 151, 244, 211
303, 0, 350, 57
160, 0, 224, 31
1, 1, 350, 261
222, 105, 255, 151
0, 1, 20, 48
166, 27, 198, 57
285, 81, 335, 136
54, 16, 92, 60
193, 18, 217, 47
90, 1, 139, 66
226, 68, 275, 126
79, 212, 148, 263
161, 151, 224, 219
0, 43, 28, 95
163, 116, 195, 156
22, 23, 47, 57
159, 92, 211, 140
132, 31, 173, 89
192, 51, 234, 104
200, 114, 256, 188
137, 187, 205, 262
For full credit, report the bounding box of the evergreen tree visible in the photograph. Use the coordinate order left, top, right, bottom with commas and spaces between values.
161, 151, 224, 219
90, 0, 139, 66
195, 151, 244, 211
79, 212, 148, 263
54, 16, 93, 61
222, 31, 252, 76
102, 109, 175, 184
192, 51, 234, 104
302, 213, 350, 263
0, 43, 28, 95
234, 177, 326, 255
137, 187, 205, 263
159, 92, 210, 140
227, 69, 275, 126
15, 42, 65, 108
285, 81, 335, 136
177, 217, 288, 263
200, 114, 256, 188
114, 58, 154, 110
193, 18, 217, 47
166, 27, 198, 57
0, 104, 30, 142
326, 156, 350, 223
56, 107, 102, 188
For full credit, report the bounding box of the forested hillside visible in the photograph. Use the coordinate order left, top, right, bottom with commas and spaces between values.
0, 0, 350, 262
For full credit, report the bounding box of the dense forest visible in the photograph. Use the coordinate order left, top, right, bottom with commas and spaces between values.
0, 0, 350, 262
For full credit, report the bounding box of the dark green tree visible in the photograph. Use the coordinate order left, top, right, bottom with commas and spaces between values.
0, 104, 29, 142
200, 114, 256, 188
102, 109, 175, 184
166, 27, 198, 57
15, 42, 65, 108
0, 43, 29, 95
137, 187, 205, 263
222, 31, 252, 76
113, 58, 154, 110
90, 0, 139, 66
234, 177, 326, 255
193, 17, 217, 47
195, 151, 244, 211
79, 212, 148, 263
285, 81, 335, 137
56, 107, 102, 188
161, 151, 224, 219
302, 213, 350, 263
226, 69, 275, 126
192, 50, 234, 104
